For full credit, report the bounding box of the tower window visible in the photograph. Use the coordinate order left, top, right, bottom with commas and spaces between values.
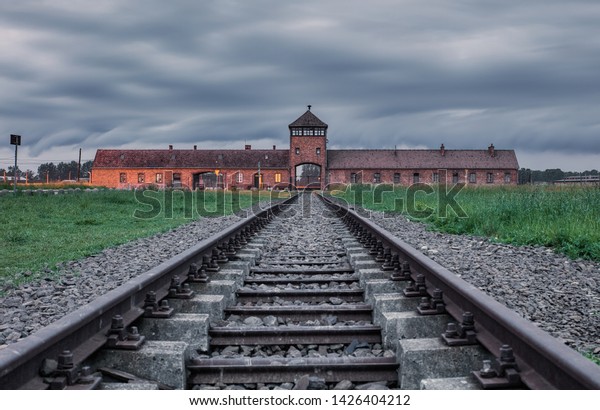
316, 147, 321, 156
295, 147, 300, 155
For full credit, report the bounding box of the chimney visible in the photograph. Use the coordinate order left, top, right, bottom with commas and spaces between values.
273, 145, 276, 150
440, 144, 445, 156
169, 145, 173, 150
245, 144, 251, 150
193, 145, 197, 150
488, 144, 495, 157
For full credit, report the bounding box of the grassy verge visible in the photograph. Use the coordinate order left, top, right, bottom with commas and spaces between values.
0, 189, 288, 289
330, 184, 600, 261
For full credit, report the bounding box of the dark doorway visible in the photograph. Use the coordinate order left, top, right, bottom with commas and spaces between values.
194, 172, 218, 190
295, 163, 321, 188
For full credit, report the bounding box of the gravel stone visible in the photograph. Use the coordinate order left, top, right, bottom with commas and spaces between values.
0, 203, 274, 345
365, 208, 600, 355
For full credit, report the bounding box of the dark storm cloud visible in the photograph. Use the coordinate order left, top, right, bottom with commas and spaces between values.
0, 0, 599, 170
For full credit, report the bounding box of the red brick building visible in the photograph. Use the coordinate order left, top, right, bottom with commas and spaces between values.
92, 107, 519, 189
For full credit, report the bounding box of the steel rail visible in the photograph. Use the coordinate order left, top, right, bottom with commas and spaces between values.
319, 194, 600, 390
0, 194, 297, 390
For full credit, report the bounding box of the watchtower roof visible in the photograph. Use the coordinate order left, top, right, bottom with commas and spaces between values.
289, 106, 328, 128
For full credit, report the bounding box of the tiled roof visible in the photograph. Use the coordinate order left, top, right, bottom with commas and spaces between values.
93, 149, 289, 169
288, 110, 328, 128
327, 149, 519, 170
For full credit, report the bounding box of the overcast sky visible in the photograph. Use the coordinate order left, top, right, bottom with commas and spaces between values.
1, 0, 599, 173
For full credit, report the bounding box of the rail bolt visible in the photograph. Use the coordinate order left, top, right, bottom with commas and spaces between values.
57, 350, 74, 370
444, 323, 459, 338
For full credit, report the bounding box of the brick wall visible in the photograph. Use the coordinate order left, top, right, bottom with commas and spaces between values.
91, 168, 290, 189
328, 168, 518, 186
289, 135, 327, 188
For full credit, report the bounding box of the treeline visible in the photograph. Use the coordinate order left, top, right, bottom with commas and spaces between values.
0, 160, 94, 181
518, 168, 599, 184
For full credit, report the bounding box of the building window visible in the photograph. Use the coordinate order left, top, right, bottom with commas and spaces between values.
350, 173, 357, 183
173, 173, 181, 186
486, 172, 494, 183
295, 147, 300, 155
452, 172, 459, 183
433, 172, 439, 183
373, 173, 381, 183
469, 172, 477, 183
138, 173, 145, 183
236, 172, 243, 183
393, 173, 400, 184
413, 173, 420, 183
119, 173, 127, 183
155, 173, 163, 183
504, 172, 511, 183
275, 173, 281, 183
303, 129, 314, 136
316, 147, 321, 156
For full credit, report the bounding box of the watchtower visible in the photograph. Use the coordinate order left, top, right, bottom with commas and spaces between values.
288, 105, 328, 189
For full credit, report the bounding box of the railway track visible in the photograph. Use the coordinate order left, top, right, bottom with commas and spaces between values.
1, 192, 599, 390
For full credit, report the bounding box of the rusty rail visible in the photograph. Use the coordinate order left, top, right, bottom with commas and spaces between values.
0, 194, 297, 390
319, 194, 600, 390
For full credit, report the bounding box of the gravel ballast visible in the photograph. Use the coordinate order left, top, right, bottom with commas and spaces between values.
1, 195, 599, 361
0, 206, 265, 348
367, 210, 600, 356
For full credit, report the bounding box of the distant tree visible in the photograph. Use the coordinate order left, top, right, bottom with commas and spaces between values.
7, 165, 21, 177
518, 168, 532, 184
299, 164, 321, 177
38, 162, 59, 182
56, 161, 78, 180
24, 169, 36, 181
80, 160, 93, 179
543, 168, 564, 182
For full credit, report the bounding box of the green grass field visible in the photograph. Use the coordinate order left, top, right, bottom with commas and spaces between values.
330, 184, 600, 261
0, 189, 287, 289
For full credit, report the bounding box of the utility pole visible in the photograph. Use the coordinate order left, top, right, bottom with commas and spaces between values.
10, 134, 21, 194
77, 148, 82, 182
257, 161, 261, 189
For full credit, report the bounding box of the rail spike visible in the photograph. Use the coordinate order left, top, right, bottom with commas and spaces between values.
441, 311, 477, 346
105, 315, 145, 350
143, 291, 175, 318
44, 350, 102, 390
403, 273, 428, 296
168, 275, 195, 299
416, 288, 446, 315
187, 262, 209, 283
473, 345, 524, 389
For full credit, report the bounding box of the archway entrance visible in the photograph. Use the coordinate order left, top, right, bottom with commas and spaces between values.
295, 163, 321, 188
193, 172, 223, 189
